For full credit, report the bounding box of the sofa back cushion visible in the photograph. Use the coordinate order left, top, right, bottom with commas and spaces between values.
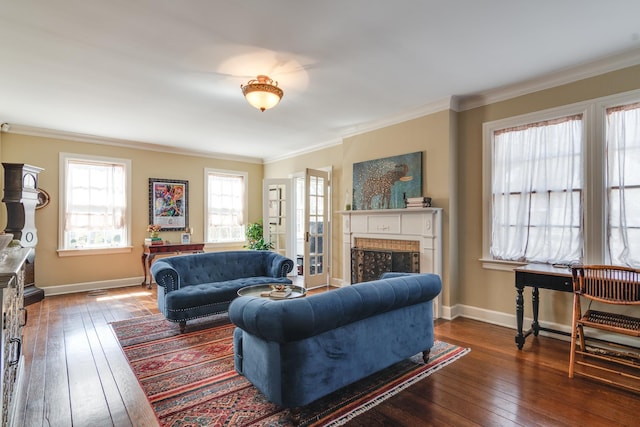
159, 250, 285, 285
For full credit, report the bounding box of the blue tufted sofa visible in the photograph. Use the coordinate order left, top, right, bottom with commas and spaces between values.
229, 272, 442, 408
151, 250, 294, 332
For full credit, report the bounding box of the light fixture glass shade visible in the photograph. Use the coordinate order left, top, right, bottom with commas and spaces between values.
241, 75, 284, 112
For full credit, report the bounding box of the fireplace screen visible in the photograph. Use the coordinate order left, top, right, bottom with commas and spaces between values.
351, 248, 420, 283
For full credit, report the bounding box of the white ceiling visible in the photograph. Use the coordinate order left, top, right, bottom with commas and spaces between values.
2, 1, 640, 163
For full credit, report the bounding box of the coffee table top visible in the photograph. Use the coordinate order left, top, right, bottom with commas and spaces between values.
237, 284, 307, 299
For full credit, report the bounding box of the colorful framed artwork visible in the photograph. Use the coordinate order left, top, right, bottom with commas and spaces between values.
148, 178, 189, 231
352, 151, 423, 210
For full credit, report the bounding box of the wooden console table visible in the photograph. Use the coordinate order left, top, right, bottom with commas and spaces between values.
513, 263, 573, 349
141, 243, 205, 288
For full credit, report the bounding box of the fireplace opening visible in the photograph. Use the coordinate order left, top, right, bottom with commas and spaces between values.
350, 238, 420, 283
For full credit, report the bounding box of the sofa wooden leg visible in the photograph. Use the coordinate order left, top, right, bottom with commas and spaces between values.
422, 349, 431, 363
179, 321, 186, 333
288, 407, 301, 426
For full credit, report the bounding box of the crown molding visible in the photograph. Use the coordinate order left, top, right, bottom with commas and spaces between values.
3, 124, 264, 164
340, 97, 454, 139
457, 47, 640, 111
263, 137, 343, 164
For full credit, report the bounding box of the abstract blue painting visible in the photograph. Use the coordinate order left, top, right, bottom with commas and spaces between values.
352, 151, 423, 210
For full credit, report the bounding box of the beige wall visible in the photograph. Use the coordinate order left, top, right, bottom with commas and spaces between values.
0, 133, 263, 288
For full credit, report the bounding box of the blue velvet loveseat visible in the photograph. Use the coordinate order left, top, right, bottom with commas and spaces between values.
229, 272, 442, 408
150, 250, 294, 332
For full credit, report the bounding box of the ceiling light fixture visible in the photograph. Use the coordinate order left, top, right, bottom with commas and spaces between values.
241, 75, 284, 112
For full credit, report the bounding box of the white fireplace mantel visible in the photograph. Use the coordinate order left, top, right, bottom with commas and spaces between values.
341, 208, 443, 315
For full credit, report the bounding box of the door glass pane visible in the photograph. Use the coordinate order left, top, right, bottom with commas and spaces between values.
267, 183, 287, 256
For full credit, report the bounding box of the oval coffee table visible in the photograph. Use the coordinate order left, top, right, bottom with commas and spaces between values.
237, 284, 307, 299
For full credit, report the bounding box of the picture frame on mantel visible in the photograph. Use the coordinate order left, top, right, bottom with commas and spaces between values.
148, 178, 189, 231
352, 151, 423, 210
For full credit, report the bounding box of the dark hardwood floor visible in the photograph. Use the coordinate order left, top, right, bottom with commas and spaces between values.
15, 284, 639, 427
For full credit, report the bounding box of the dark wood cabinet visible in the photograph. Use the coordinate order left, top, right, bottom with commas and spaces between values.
2, 163, 44, 306
0, 248, 31, 426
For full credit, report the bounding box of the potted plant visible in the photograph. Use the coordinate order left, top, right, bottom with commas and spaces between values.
245, 221, 274, 250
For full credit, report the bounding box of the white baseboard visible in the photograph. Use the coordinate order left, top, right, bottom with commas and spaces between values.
329, 277, 346, 287
442, 304, 640, 347
443, 303, 572, 340
40, 276, 146, 296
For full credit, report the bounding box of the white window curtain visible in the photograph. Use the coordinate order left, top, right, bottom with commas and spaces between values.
491, 115, 584, 263
65, 160, 127, 247
606, 102, 640, 267
207, 172, 245, 243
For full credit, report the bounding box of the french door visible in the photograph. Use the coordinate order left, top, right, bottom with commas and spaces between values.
262, 179, 292, 259
303, 168, 329, 288
263, 170, 329, 288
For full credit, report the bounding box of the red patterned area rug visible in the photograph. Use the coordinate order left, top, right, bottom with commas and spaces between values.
111, 313, 470, 427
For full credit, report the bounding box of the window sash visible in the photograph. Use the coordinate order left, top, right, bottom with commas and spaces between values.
62, 157, 129, 249
490, 115, 584, 264
606, 102, 640, 267
206, 171, 246, 243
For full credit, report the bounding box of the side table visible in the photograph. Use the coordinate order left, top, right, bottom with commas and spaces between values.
141, 243, 205, 288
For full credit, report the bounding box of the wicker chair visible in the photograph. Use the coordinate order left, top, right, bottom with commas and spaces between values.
569, 265, 640, 392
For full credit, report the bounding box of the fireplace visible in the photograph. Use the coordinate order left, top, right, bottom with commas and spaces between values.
351, 238, 420, 283
341, 208, 443, 315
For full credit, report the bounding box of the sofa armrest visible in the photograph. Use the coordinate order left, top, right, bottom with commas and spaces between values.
229, 274, 442, 343
150, 260, 181, 293
265, 251, 294, 278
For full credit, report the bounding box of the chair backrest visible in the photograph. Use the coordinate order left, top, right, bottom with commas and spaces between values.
571, 265, 640, 305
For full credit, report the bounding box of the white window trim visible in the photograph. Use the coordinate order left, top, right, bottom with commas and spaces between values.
57, 152, 132, 257
481, 89, 640, 271
204, 168, 248, 246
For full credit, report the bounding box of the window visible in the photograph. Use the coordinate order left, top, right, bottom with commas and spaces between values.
59, 153, 131, 253
483, 90, 640, 269
490, 115, 584, 264
205, 169, 247, 244
606, 102, 640, 267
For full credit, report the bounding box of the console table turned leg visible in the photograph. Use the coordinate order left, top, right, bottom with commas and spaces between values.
531, 287, 540, 336
515, 284, 526, 349
141, 253, 148, 287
